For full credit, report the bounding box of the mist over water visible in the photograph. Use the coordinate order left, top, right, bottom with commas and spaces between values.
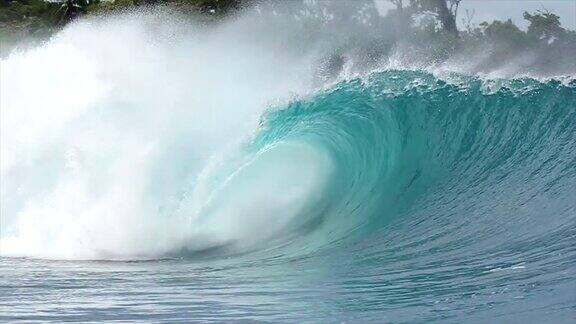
0, 1, 420, 259
1, 1, 575, 322
1, 7, 326, 259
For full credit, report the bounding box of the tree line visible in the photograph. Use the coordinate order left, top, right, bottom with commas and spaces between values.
2, 0, 575, 73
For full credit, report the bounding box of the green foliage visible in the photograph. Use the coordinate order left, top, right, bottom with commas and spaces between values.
0, 0, 244, 56
397, 0, 460, 35
190, 0, 242, 15
0, 0, 61, 33
380, 3, 575, 74
1, 0, 575, 71
87, 0, 138, 14
0, 0, 62, 54
523, 10, 565, 42
479, 19, 528, 48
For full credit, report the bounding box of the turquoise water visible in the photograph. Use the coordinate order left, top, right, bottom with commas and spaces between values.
1, 70, 575, 322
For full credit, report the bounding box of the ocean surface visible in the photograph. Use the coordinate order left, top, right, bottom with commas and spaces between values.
1, 6, 576, 323
2, 69, 575, 322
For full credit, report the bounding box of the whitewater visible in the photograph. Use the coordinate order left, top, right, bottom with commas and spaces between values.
1, 3, 575, 323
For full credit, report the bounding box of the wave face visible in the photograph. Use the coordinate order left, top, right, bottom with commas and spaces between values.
1, 4, 576, 323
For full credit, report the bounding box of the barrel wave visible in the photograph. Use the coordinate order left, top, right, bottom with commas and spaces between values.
240, 71, 576, 261
2, 70, 576, 322
218, 72, 576, 321
1, 10, 576, 323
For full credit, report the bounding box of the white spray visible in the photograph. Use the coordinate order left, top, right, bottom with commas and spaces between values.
0, 7, 354, 259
